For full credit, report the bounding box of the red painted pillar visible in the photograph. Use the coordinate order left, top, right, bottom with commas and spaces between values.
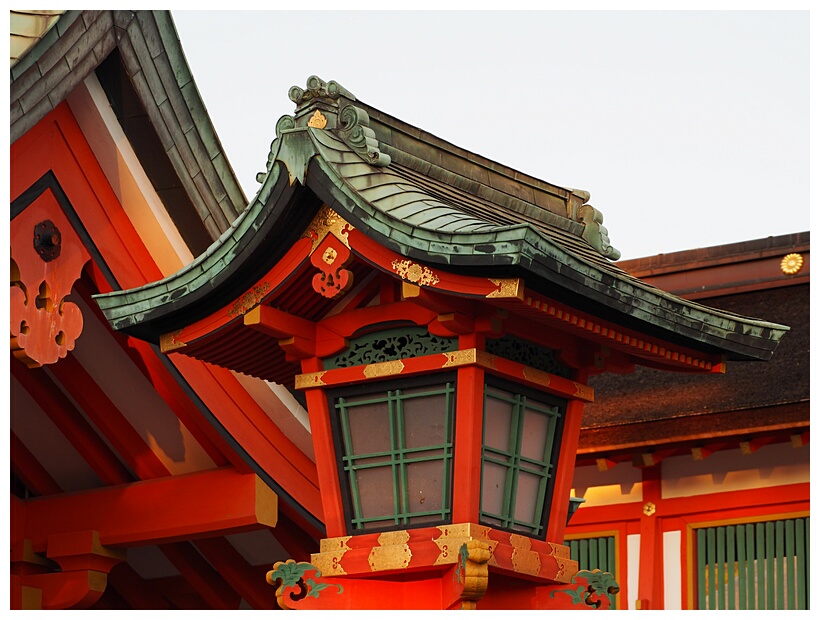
301, 357, 346, 538
452, 332, 485, 523
544, 369, 589, 543
637, 464, 664, 609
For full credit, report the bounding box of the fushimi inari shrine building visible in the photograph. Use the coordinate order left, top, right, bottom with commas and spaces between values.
10, 10, 809, 610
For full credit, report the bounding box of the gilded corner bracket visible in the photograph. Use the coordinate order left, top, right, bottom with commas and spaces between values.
303, 205, 354, 253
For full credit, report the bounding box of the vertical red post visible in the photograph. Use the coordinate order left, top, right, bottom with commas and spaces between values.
544, 369, 589, 543
451, 333, 485, 523
301, 357, 347, 538
638, 464, 663, 609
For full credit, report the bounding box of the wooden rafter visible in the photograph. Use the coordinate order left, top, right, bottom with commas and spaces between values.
10, 431, 62, 496
47, 353, 169, 480
12, 362, 132, 485
193, 537, 276, 609
158, 542, 240, 610
105, 563, 171, 610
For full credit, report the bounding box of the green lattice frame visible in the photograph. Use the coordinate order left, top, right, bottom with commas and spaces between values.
479, 378, 566, 537
332, 376, 456, 532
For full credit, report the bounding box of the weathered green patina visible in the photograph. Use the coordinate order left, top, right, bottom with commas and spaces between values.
94, 75, 788, 361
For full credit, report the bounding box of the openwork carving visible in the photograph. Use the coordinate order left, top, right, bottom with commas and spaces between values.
266, 560, 344, 610
392, 259, 440, 287
485, 335, 572, 378
11, 213, 88, 369
325, 327, 457, 369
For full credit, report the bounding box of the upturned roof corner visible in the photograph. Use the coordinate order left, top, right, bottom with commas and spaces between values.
257, 76, 391, 187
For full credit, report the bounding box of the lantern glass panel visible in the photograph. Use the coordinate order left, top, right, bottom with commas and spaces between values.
333, 377, 455, 533
479, 379, 565, 538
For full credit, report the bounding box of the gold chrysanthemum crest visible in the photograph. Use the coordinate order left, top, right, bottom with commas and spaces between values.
780, 253, 804, 275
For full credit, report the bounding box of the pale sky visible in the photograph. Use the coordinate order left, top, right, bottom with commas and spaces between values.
172, 10, 809, 260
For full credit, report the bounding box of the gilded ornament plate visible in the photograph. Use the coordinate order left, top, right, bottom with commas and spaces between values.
392, 259, 440, 287
368, 530, 412, 572
307, 109, 328, 128
362, 359, 405, 379
780, 253, 804, 275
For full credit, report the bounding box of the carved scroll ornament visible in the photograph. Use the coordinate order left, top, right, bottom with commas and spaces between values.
11, 205, 89, 368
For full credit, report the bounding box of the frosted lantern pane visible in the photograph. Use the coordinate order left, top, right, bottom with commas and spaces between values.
484, 393, 513, 452
521, 407, 550, 460
402, 391, 447, 449
346, 399, 390, 455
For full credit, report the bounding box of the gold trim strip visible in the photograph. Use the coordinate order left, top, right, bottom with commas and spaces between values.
522, 366, 551, 388
294, 371, 327, 389
441, 349, 478, 368
509, 534, 541, 576
362, 359, 405, 379
312, 536, 352, 576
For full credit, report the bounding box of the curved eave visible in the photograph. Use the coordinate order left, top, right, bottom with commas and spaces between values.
298, 130, 788, 362
95, 127, 789, 362
94, 161, 321, 343
10, 10, 244, 237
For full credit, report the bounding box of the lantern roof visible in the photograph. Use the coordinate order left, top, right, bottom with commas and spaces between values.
94, 76, 788, 362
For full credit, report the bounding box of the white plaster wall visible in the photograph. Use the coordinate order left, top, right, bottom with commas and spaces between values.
661, 442, 809, 499
663, 530, 682, 610
572, 461, 643, 506
627, 533, 640, 610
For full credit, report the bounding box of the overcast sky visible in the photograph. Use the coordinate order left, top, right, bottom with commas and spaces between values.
171, 10, 809, 260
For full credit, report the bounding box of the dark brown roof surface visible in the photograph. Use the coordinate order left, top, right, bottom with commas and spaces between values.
583, 284, 809, 431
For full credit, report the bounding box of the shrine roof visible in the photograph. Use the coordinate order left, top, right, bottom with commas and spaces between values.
10, 10, 244, 242
580, 276, 809, 457
94, 76, 789, 362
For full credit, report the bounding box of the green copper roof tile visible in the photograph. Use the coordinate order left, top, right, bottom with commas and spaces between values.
93, 75, 788, 361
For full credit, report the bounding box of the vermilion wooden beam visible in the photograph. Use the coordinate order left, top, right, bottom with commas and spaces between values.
244, 305, 315, 341
12, 362, 133, 485
10, 431, 62, 496
47, 353, 170, 480
159, 542, 240, 610
18, 468, 277, 553
193, 537, 276, 609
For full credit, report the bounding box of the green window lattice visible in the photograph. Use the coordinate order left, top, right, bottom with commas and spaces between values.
479, 380, 565, 537
334, 378, 455, 532
696, 517, 810, 610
